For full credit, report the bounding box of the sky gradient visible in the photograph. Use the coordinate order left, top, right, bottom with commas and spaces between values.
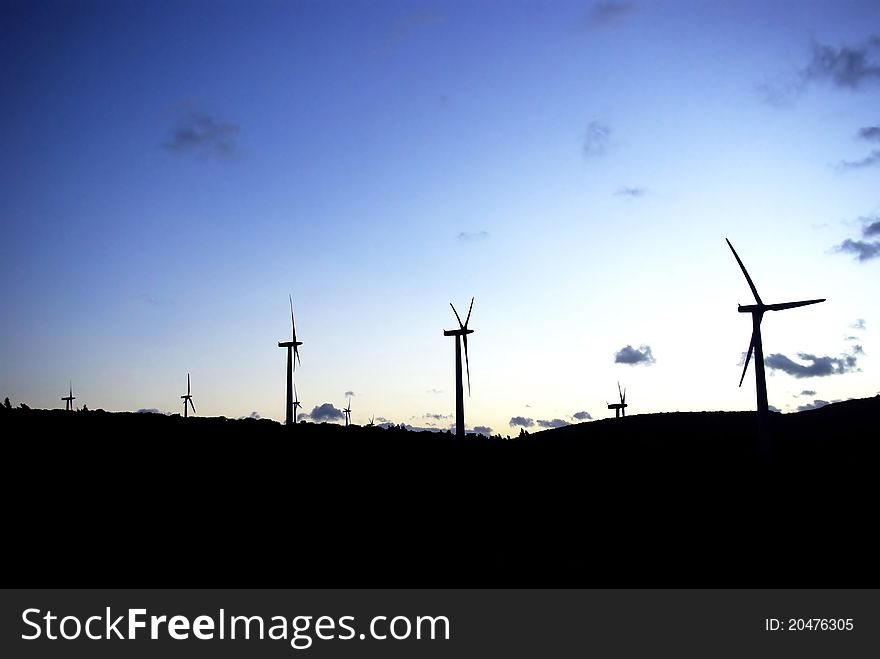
2, 0, 878, 434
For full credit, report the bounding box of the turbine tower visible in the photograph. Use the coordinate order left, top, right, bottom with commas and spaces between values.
607, 382, 627, 418
181, 373, 196, 418
62, 382, 75, 411
443, 297, 474, 438
726, 238, 825, 420
278, 295, 303, 425
343, 396, 352, 427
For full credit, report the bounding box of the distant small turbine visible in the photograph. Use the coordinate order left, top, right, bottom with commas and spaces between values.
343, 396, 352, 427
278, 295, 303, 425
292, 382, 302, 423
367, 415, 375, 427
443, 297, 475, 438
726, 239, 825, 421
62, 382, 75, 411
180, 373, 196, 418
607, 382, 627, 418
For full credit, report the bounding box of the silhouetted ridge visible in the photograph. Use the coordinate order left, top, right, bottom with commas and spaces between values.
4, 396, 878, 588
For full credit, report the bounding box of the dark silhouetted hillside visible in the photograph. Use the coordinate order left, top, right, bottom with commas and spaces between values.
3, 396, 878, 587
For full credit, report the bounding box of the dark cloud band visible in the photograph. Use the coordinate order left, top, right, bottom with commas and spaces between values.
165, 113, 241, 158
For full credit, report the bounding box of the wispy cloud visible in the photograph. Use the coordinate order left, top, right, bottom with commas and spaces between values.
765, 345, 862, 378
864, 221, 880, 237
759, 37, 880, 105
572, 411, 593, 420
833, 216, 880, 261
164, 113, 241, 158
424, 412, 452, 421
834, 239, 880, 261
756, 76, 805, 107
457, 230, 489, 242
426, 388, 443, 395
537, 418, 571, 428
837, 150, 880, 170
796, 399, 831, 412
851, 318, 867, 331
615, 186, 646, 198
509, 416, 534, 427
797, 389, 817, 397
587, 1, 634, 27
839, 124, 880, 170
803, 37, 880, 90
614, 344, 656, 365
304, 402, 345, 422
858, 126, 880, 142
583, 120, 611, 158
472, 425, 492, 435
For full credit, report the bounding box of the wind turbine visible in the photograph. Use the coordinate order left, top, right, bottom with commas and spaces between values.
62, 382, 75, 411
726, 238, 825, 419
607, 382, 627, 418
343, 396, 352, 427
443, 297, 474, 438
180, 373, 196, 418
292, 382, 302, 423
367, 415, 375, 427
278, 295, 303, 425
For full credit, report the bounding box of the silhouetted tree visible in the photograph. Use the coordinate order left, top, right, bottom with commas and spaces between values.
81, 404, 89, 412
19, 403, 30, 410
2, 397, 10, 410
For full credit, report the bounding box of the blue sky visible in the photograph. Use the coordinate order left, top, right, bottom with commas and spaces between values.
2, 0, 878, 433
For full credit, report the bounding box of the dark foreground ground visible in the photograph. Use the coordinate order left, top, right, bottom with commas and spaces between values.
3, 396, 878, 587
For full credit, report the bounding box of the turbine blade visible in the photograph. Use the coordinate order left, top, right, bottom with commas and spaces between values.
294, 345, 301, 369
289, 295, 297, 342
726, 239, 763, 306
739, 332, 756, 387
463, 334, 471, 396
450, 302, 464, 329
189, 398, 196, 414
622, 388, 626, 405
187, 372, 191, 395
765, 298, 826, 311
464, 297, 474, 327
294, 382, 298, 401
